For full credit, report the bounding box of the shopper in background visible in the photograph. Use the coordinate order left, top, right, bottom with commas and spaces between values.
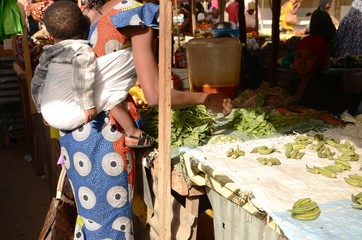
179, 2, 193, 36
309, 0, 336, 54
280, 0, 302, 33
206, 7, 220, 24
210, 0, 218, 11
226, 0, 239, 26
245, 1, 257, 32
335, 0, 362, 115
57, 0, 232, 239
335, 0, 362, 58
201, 0, 211, 13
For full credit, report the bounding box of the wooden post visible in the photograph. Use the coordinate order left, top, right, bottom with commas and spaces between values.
255, 0, 259, 33
17, 0, 36, 114
219, 0, 225, 22
158, 0, 173, 239
15, 0, 38, 172
238, 0, 247, 90
268, 0, 281, 86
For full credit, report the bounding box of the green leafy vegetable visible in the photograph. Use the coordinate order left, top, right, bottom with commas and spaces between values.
140, 105, 216, 148
228, 107, 276, 136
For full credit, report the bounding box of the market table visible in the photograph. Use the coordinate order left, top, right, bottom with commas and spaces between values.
178, 122, 362, 240
136, 151, 207, 240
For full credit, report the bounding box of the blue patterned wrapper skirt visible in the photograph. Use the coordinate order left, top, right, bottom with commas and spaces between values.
59, 112, 136, 240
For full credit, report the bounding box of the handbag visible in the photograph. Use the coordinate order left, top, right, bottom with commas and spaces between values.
286, 12, 298, 25
38, 166, 77, 240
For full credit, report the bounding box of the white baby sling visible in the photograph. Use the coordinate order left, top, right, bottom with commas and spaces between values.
40, 48, 136, 130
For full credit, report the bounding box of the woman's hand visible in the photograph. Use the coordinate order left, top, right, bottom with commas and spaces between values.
129, 27, 233, 116
204, 94, 233, 116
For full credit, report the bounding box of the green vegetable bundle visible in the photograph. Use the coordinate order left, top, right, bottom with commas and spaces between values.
140, 105, 215, 148
228, 107, 276, 136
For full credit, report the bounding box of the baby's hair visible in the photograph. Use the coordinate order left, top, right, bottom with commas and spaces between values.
43, 1, 89, 40
84, 0, 108, 11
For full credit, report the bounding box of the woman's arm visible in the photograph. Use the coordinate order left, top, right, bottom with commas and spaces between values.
291, 1, 301, 15
126, 26, 232, 115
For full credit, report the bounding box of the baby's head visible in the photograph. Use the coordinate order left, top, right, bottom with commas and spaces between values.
84, 0, 109, 11
43, 1, 90, 41
293, 35, 329, 77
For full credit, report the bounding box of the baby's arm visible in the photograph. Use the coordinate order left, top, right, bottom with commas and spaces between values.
42, 116, 50, 126
71, 43, 97, 122
31, 54, 48, 113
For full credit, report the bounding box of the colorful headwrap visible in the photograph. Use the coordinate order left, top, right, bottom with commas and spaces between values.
296, 35, 329, 67
248, 2, 256, 10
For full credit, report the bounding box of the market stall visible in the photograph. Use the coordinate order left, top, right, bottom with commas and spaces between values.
178, 121, 362, 239
5, 0, 361, 239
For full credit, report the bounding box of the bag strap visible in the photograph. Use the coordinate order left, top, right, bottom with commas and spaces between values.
55, 165, 66, 200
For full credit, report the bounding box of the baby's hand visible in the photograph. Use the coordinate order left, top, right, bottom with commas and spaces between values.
84, 108, 97, 124
42, 117, 49, 127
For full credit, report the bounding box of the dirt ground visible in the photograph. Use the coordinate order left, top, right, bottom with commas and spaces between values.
0, 137, 50, 240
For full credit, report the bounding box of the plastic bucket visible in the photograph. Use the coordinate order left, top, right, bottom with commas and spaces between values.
185, 37, 242, 98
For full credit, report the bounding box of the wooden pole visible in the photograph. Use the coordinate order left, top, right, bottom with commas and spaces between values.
17, 0, 36, 114
255, 0, 259, 33
219, 0, 225, 22
158, 0, 173, 239
190, 0, 196, 37
268, 0, 281, 86
238, 0, 247, 90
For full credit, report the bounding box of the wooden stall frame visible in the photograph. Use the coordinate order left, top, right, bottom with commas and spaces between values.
158, 0, 173, 238
13, 0, 41, 173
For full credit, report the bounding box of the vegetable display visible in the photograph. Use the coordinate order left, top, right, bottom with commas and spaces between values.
351, 192, 362, 209
345, 174, 362, 187
288, 198, 321, 221
227, 108, 276, 136
140, 105, 215, 148
330, 55, 362, 68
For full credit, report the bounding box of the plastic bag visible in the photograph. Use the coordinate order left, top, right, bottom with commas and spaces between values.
0, 0, 23, 40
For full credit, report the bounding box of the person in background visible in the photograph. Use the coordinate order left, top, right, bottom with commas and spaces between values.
178, 2, 193, 36
31, 1, 154, 148
206, 7, 220, 24
226, 0, 239, 26
210, 0, 218, 11
196, 1, 206, 21
289, 35, 346, 114
335, 0, 362, 58
57, 0, 232, 239
335, 0, 362, 116
234, 36, 350, 115
245, 1, 256, 32
309, 0, 336, 54
201, 0, 211, 13
280, 0, 302, 33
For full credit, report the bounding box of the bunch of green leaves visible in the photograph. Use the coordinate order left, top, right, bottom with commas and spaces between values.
268, 110, 334, 133
268, 110, 329, 129
140, 105, 216, 148
227, 107, 276, 136
139, 106, 159, 140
